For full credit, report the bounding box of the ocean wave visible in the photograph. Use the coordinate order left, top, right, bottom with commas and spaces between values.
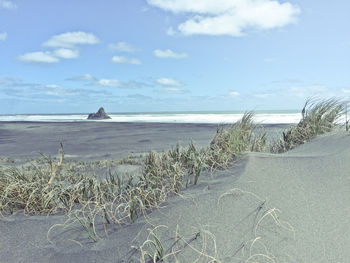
0, 113, 303, 124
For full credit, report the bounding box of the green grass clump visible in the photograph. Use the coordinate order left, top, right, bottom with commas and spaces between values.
207, 112, 266, 170
142, 142, 207, 192
271, 98, 344, 153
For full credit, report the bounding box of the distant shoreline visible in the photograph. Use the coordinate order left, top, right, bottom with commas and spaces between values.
0, 110, 301, 115
0, 112, 302, 124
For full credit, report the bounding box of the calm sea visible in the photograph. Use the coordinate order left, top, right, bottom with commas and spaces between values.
0, 111, 302, 124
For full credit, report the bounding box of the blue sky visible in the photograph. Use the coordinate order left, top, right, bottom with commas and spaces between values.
0, 0, 349, 113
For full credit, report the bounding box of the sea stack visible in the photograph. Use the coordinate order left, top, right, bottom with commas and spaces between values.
87, 107, 111, 120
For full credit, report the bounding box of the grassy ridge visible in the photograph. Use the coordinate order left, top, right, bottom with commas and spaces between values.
0, 112, 266, 229
0, 99, 345, 244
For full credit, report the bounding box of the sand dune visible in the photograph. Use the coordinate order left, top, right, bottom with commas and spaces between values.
112, 131, 350, 262
1, 127, 350, 262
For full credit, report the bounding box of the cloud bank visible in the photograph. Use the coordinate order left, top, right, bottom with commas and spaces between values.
147, 0, 300, 36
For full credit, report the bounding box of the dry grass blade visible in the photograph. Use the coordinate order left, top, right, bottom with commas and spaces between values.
48, 142, 64, 185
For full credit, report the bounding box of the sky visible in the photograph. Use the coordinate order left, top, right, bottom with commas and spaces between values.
0, 0, 349, 114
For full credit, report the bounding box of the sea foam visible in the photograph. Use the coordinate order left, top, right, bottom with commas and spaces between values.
0, 112, 302, 124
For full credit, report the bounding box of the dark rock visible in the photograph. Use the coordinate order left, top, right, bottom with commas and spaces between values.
87, 107, 111, 120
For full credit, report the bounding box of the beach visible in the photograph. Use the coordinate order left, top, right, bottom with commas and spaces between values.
0, 122, 289, 161
1, 0, 347, 261
1, 120, 350, 262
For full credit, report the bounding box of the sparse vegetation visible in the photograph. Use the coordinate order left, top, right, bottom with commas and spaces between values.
271, 98, 345, 153
0, 99, 346, 262
0, 112, 264, 229
207, 112, 266, 171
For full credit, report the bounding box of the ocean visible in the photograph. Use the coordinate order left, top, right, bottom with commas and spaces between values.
0, 111, 303, 124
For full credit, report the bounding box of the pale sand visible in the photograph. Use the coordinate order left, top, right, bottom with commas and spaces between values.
1, 122, 349, 262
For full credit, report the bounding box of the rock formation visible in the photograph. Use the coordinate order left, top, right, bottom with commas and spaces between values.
87, 107, 111, 120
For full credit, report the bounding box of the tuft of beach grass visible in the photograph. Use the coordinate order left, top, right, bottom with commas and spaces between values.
207, 112, 266, 172
270, 98, 345, 153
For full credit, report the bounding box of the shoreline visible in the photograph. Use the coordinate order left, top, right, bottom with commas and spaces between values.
0, 111, 303, 124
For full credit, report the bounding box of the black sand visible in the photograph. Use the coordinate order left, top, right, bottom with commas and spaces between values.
2, 122, 348, 262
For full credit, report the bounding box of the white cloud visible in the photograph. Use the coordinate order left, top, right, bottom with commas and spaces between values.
92, 79, 121, 87
154, 49, 188, 59
147, 0, 300, 36
229, 91, 240, 96
18, 48, 79, 63
156, 78, 183, 86
341, 88, 350, 94
52, 48, 79, 59
0, 0, 16, 9
18, 51, 60, 63
111, 56, 141, 65
43, 31, 99, 48
109, 42, 138, 52
147, 0, 234, 14
0, 32, 7, 41
18, 31, 99, 64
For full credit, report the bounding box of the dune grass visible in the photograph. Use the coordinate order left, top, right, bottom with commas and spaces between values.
0, 112, 263, 229
207, 112, 266, 172
271, 98, 345, 153
0, 98, 345, 257
0, 99, 341, 213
